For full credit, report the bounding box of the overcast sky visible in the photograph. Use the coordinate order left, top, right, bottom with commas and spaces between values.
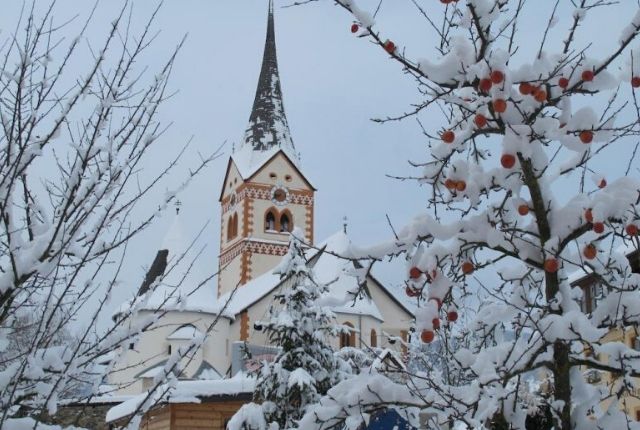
2, 1, 636, 319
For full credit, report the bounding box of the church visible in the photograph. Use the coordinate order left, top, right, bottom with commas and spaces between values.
106, 2, 414, 427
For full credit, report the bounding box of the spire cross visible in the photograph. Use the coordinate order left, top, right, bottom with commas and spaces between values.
343, 216, 348, 234
175, 200, 182, 215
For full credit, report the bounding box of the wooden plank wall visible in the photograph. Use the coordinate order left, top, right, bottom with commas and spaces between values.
122, 400, 246, 430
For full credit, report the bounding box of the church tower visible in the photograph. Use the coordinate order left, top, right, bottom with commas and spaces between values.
218, 1, 315, 297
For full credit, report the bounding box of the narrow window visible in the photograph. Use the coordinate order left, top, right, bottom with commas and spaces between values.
340, 322, 355, 348
265, 211, 276, 231
227, 213, 238, 240
232, 213, 238, 238
168, 345, 172, 355
280, 213, 290, 232
370, 329, 377, 347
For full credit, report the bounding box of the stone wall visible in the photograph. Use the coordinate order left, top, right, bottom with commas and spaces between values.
38, 403, 114, 429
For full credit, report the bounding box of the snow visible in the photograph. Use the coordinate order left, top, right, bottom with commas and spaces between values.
135, 211, 219, 315
105, 374, 256, 422
312, 231, 384, 321
166, 324, 203, 341
217, 230, 388, 321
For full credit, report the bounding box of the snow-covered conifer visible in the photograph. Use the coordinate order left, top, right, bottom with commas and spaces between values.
229, 229, 349, 430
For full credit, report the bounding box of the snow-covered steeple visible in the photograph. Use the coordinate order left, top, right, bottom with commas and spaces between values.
235, 0, 297, 166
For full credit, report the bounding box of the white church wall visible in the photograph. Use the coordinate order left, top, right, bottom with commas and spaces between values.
109, 311, 230, 395
251, 153, 309, 191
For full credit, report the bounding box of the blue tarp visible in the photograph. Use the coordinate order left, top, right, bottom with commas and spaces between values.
365, 409, 416, 430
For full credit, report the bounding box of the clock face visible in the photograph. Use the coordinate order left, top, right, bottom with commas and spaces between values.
271, 187, 289, 206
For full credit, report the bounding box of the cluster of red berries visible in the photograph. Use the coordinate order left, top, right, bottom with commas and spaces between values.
407, 264, 475, 343
518, 82, 547, 102
444, 178, 467, 192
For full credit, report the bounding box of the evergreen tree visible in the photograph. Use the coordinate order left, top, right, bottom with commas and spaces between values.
229, 229, 349, 430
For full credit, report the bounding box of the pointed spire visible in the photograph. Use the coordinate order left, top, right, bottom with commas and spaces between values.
240, 0, 297, 159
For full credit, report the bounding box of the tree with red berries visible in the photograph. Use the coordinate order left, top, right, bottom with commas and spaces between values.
297, 1, 640, 429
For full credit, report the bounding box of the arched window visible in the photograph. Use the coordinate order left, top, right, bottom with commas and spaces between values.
340, 322, 355, 349
227, 213, 238, 241
265, 211, 276, 232
370, 329, 377, 348
232, 213, 238, 238
280, 213, 291, 232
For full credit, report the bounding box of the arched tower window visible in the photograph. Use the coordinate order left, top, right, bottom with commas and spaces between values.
232, 213, 238, 238
280, 212, 292, 232
370, 329, 377, 348
227, 212, 238, 241
340, 322, 356, 348
265, 210, 276, 232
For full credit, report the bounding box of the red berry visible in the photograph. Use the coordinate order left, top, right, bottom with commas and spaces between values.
409, 267, 422, 279
633, 76, 640, 88
350, 23, 359, 33
519, 82, 533, 95
517, 204, 529, 216
581, 70, 594, 82
544, 258, 559, 273
533, 89, 547, 102
456, 180, 467, 192
583, 244, 597, 260
405, 286, 420, 297
493, 98, 507, 113
441, 130, 455, 143
558, 77, 569, 89
490, 70, 504, 84
474, 114, 487, 128
461, 261, 474, 275
384, 40, 396, 54
501, 153, 516, 169
585, 208, 593, 223
598, 179, 607, 189
579, 130, 593, 144
444, 178, 456, 190
421, 330, 435, 343
627, 224, 639, 236
432, 318, 441, 330
592, 222, 604, 234
479, 78, 493, 93
447, 310, 458, 322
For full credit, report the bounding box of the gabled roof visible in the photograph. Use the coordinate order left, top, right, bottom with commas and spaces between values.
218, 148, 315, 201
216, 231, 413, 321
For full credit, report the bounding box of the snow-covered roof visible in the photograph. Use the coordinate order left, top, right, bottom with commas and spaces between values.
217, 264, 283, 316
217, 231, 393, 321
167, 324, 203, 341
106, 374, 255, 423
138, 211, 218, 314
312, 231, 384, 321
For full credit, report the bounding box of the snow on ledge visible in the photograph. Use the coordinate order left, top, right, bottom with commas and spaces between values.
106, 374, 255, 423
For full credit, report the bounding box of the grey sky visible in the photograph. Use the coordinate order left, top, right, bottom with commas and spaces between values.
1, 1, 635, 319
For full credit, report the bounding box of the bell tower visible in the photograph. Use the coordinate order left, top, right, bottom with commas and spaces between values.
217, 1, 315, 298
